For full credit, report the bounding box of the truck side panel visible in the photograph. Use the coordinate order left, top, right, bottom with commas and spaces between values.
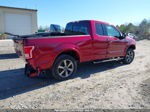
26, 35, 93, 70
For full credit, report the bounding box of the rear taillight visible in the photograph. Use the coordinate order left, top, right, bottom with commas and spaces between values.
24, 46, 35, 59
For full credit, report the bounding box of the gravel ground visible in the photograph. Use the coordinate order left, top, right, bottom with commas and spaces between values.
0, 40, 150, 109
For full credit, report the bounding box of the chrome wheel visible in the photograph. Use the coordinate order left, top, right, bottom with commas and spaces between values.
57, 59, 74, 78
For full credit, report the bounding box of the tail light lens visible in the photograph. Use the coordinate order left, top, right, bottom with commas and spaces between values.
24, 46, 35, 59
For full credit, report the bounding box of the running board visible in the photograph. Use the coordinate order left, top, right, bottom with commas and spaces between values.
93, 57, 123, 64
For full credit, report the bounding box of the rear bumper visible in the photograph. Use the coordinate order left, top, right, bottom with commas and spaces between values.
27, 58, 54, 71
25, 63, 39, 77
27, 59, 36, 69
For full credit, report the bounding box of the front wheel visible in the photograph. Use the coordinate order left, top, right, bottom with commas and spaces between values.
51, 55, 77, 80
123, 48, 135, 64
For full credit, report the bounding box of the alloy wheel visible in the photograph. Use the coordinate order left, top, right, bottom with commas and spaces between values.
57, 59, 74, 78
126, 50, 134, 63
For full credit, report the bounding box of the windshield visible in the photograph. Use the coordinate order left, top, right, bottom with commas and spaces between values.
65, 21, 90, 35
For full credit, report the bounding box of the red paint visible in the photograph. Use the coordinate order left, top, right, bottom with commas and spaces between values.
14, 20, 136, 71
29, 73, 38, 78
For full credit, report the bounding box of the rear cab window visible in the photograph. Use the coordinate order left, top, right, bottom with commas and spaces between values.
65, 21, 90, 35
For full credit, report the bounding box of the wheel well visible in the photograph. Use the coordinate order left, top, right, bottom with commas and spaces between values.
57, 50, 80, 61
128, 45, 136, 50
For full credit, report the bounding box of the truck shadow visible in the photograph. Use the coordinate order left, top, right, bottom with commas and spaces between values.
0, 61, 125, 100
76, 61, 122, 79
0, 53, 19, 60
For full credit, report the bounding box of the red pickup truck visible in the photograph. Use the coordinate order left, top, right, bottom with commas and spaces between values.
13, 20, 136, 80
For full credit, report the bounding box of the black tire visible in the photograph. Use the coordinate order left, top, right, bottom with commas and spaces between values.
51, 54, 77, 80
123, 48, 135, 64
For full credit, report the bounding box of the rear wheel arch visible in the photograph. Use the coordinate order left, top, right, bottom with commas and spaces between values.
56, 49, 80, 62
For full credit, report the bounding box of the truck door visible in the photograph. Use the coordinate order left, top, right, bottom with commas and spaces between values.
92, 23, 109, 60
102, 24, 128, 58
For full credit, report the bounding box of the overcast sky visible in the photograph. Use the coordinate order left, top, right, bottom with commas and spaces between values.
0, 0, 150, 27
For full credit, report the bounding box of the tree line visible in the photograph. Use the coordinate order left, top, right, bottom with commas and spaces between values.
117, 19, 150, 40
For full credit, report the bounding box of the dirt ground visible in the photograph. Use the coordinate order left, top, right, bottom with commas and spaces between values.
0, 40, 150, 109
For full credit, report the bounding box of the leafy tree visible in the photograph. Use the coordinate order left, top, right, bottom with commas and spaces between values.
117, 18, 150, 40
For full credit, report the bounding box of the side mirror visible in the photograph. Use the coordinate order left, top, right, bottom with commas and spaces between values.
119, 33, 126, 39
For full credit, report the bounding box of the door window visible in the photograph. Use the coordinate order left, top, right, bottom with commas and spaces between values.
105, 25, 121, 38
95, 23, 104, 36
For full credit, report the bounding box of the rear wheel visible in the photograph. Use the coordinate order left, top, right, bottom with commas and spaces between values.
123, 48, 135, 64
51, 55, 77, 80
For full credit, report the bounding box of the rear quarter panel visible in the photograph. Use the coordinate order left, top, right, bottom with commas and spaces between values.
27, 35, 92, 70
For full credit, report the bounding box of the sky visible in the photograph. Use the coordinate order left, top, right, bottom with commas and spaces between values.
0, 0, 150, 27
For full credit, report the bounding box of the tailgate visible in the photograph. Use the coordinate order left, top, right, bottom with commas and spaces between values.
13, 38, 25, 59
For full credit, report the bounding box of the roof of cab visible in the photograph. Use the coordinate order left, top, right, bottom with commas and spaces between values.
69, 20, 111, 25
